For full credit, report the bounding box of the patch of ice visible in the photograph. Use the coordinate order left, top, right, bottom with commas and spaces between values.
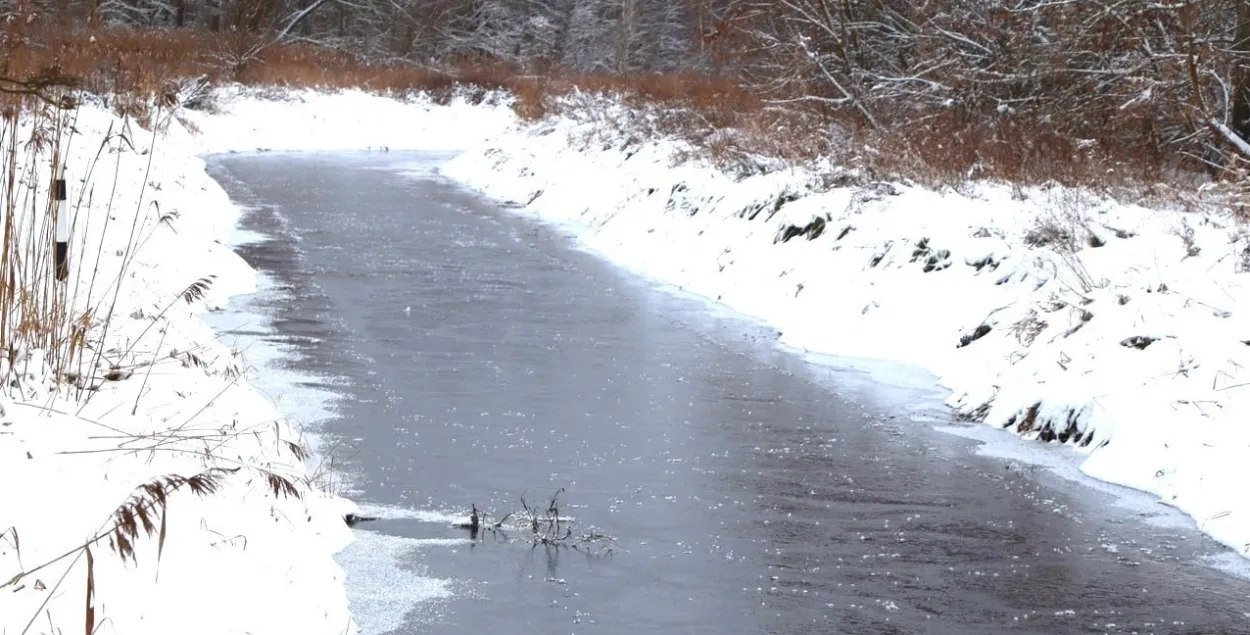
353, 502, 473, 526
338, 529, 458, 634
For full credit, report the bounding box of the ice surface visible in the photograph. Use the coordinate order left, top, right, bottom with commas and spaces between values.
353, 502, 473, 526
337, 529, 460, 635
440, 92, 1250, 562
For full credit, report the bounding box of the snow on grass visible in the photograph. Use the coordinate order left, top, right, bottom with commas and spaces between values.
184, 86, 516, 155
0, 106, 355, 634
441, 94, 1250, 559
0, 89, 515, 635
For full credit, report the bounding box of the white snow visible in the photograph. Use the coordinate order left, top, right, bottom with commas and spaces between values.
0, 89, 512, 635
4, 81, 1248, 635
185, 86, 515, 155
440, 94, 1250, 559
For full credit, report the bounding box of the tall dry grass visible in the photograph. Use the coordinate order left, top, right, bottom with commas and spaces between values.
0, 25, 366, 635
502, 69, 1186, 192
0, 86, 90, 387
0, 22, 1221, 192
3, 26, 472, 99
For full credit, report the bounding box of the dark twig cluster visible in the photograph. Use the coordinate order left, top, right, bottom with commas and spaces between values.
459, 489, 614, 554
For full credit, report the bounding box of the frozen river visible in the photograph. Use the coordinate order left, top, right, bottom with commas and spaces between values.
208, 152, 1250, 635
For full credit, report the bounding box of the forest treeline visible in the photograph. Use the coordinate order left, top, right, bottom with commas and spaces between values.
6, 0, 1250, 186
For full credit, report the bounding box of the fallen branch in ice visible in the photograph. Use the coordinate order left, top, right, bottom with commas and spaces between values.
455, 490, 614, 554
344, 513, 379, 527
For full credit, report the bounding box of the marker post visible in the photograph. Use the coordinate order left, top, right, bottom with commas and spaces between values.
54, 163, 68, 282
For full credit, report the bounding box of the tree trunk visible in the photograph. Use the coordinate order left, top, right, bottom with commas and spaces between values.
1232, 1, 1250, 140
617, 0, 639, 73
207, 0, 221, 32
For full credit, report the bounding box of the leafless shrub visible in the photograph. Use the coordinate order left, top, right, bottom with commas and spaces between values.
1024, 220, 1078, 253
1236, 236, 1250, 274
711, 0, 1250, 190
1173, 220, 1202, 258
1009, 311, 1048, 349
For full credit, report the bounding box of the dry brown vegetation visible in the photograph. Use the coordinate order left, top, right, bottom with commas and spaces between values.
0, 27, 772, 156
0, 16, 1244, 199
3, 1, 1250, 200
3, 26, 453, 96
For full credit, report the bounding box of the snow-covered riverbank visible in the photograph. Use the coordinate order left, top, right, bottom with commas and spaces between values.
4, 83, 1247, 634
0, 88, 510, 635
440, 97, 1250, 559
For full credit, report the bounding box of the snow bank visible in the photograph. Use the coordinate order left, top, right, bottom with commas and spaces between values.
0, 89, 512, 635
442, 97, 1250, 558
7, 82, 1243, 635
185, 86, 516, 154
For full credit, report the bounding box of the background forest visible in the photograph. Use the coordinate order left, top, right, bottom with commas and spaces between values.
6, 1, 1250, 187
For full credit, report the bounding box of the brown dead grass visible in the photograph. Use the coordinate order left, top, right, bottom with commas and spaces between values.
0, 24, 1203, 192
507, 70, 1185, 192
852, 109, 1193, 192
3, 26, 456, 97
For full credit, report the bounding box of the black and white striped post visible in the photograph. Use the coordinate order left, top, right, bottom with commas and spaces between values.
53, 163, 69, 282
